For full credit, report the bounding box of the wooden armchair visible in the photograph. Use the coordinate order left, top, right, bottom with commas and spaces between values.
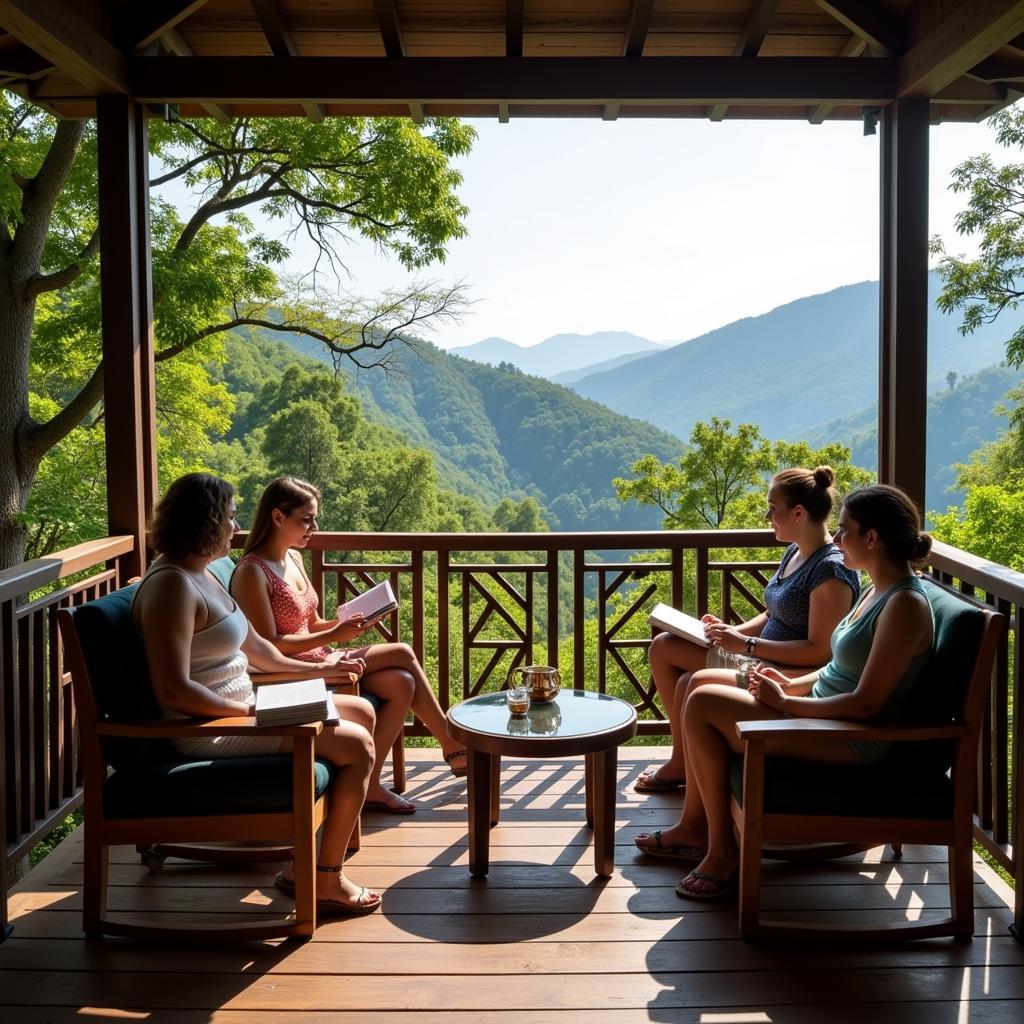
730, 578, 1003, 942
209, 556, 406, 794
57, 584, 335, 941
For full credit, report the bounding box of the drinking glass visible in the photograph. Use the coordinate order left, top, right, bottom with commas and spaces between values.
506, 686, 531, 715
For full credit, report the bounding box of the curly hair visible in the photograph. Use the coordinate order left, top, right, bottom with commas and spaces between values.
149, 473, 236, 561
843, 484, 932, 563
244, 476, 322, 555
770, 465, 836, 523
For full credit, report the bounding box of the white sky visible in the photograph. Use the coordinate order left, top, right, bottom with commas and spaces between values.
259, 114, 1012, 349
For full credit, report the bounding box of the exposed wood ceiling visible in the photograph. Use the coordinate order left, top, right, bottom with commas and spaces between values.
0, 0, 1022, 123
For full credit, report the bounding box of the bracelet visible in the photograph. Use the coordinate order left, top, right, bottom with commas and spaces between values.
745, 636, 756, 654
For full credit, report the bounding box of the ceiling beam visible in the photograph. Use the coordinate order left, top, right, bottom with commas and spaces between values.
0, 0, 126, 93
812, 0, 906, 57
623, 0, 654, 59
162, 28, 231, 122
934, 76, 1007, 103
506, 0, 523, 59
0, 42, 51, 78
371, 0, 406, 58
899, 0, 1024, 98
249, 0, 326, 122
126, 55, 898, 106
808, 35, 867, 123
969, 46, 1024, 82
709, 0, 779, 120
116, 1, 210, 52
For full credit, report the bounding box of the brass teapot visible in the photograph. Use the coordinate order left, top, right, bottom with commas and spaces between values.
508, 664, 561, 703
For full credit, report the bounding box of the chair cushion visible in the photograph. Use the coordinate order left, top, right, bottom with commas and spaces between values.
73, 584, 177, 771
729, 756, 953, 820
104, 756, 336, 818
207, 555, 236, 592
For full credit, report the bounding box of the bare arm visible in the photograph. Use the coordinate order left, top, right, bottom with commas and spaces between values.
137, 572, 254, 718
753, 589, 932, 720
240, 624, 361, 683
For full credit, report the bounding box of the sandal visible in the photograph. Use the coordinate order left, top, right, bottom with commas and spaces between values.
274, 870, 295, 896
675, 868, 738, 901
363, 793, 417, 815
634, 769, 685, 793
443, 748, 468, 778
634, 831, 707, 862
317, 886, 382, 917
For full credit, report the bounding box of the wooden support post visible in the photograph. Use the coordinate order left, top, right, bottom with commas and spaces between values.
878, 98, 929, 513
97, 95, 156, 580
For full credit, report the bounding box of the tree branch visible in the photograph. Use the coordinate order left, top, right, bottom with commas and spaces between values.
25, 359, 105, 462
25, 227, 100, 298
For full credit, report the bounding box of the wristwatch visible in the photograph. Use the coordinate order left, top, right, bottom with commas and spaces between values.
745, 636, 757, 654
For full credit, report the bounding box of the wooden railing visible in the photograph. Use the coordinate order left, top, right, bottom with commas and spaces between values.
1, 529, 1020, 938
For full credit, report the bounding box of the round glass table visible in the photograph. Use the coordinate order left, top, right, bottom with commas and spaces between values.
446, 690, 637, 878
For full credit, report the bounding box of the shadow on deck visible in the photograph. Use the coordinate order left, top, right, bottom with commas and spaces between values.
3, 748, 1023, 1023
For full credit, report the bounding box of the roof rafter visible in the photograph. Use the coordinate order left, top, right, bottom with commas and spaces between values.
808, 35, 867, 123
603, 1, 655, 120
709, 0, 780, 121
899, 0, 1024, 97
249, 0, 326, 122
116, 1, 211, 52
126, 55, 899, 106
813, 0, 905, 56
367, 0, 431, 123
0, 0, 126, 93
968, 44, 1024, 82
506, 0, 523, 59
161, 28, 231, 123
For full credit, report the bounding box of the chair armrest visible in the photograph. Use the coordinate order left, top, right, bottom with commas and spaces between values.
250, 670, 358, 694
95, 717, 324, 739
734, 718, 965, 743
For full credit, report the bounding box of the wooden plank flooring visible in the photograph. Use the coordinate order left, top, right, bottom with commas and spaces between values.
4, 748, 1023, 1023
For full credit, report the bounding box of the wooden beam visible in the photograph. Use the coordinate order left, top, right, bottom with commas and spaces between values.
813, 0, 906, 57
934, 76, 1007, 103
371, 0, 406, 58
497, 101, 509, 123
970, 46, 1024, 82
709, 0, 779, 120
0, 0, 126, 93
0, 43, 50, 78
602, 101, 620, 120
506, 0, 523, 59
623, 0, 654, 59
161, 29, 231, 123
127, 56, 899, 105
899, 0, 1024, 98
249, 0, 326, 122
808, 36, 867, 123
116, 1, 210, 52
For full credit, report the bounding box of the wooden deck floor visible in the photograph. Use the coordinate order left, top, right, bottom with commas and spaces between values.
4, 747, 1024, 1023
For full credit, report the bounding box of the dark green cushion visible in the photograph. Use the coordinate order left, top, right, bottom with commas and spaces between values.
104, 756, 336, 819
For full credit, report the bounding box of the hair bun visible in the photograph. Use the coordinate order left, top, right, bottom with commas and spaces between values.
911, 532, 933, 561
813, 465, 836, 488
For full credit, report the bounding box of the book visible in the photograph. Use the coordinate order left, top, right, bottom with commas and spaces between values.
337, 579, 398, 625
254, 677, 339, 727
648, 603, 711, 648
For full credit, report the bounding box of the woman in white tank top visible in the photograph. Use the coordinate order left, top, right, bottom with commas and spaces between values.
132, 473, 383, 915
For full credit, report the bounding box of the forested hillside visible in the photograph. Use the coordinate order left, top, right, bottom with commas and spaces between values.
228, 331, 685, 530
571, 275, 1016, 442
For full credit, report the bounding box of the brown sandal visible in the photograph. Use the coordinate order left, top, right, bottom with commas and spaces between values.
443, 748, 468, 778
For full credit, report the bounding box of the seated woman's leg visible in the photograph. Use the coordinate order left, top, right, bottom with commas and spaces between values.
638, 632, 709, 790
363, 642, 468, 776
357, 658, 417, 812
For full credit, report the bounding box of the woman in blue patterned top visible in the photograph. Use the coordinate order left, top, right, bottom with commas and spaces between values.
636, 466, 860, 797
664, 485, 934, 900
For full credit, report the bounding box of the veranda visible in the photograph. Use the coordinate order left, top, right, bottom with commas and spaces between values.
1, 1, 1024, 1019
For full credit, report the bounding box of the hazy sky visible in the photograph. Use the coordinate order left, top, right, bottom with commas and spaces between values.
271, 114, 1010, 350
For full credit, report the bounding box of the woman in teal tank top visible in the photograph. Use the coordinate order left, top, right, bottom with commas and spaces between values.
647, 485, 935, 901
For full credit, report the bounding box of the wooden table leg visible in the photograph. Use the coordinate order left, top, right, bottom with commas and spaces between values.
468, 747, 493, 878
591, 746, 618, 878
490, 753, 501, 826
584, 752, 594, 827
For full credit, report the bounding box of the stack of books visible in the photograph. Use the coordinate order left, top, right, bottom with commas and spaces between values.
254, 678, 338, 727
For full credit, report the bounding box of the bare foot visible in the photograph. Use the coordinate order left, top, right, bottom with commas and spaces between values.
365, 783, 416, 813
317, 870, 381, 909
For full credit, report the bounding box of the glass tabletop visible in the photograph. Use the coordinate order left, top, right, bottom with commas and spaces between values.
448, 689, 635, 740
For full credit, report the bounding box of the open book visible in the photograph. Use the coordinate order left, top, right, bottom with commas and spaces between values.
337, 579, 398, 625
254, 678, 339, 727
649, 603, 711, 648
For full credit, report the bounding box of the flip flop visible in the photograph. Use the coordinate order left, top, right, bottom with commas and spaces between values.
675, 868, 739, 901
274, 870, 295, 896
443, 748, 468, 778
363, 794, 417, 815
316, 886, 382, 917
634, 769, 685, 793
634, 831, 708, 863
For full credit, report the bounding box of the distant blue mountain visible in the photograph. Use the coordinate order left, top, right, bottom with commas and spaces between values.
450, 331, 664, 379
570, 275, 1017, 443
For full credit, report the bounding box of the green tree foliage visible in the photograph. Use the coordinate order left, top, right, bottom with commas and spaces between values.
614, 418, 873, 530
931, 486, 1024, 571
1, 94, 474, 567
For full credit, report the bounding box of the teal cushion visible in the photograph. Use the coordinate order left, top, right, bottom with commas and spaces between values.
207, 555, 236, 592
104, 756, 336, 818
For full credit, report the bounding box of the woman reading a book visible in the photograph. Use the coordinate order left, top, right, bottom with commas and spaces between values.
635, 466, 860, 798
132, 473, 383, 915
232, 476, 468, 814
640, 485, 934, 899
